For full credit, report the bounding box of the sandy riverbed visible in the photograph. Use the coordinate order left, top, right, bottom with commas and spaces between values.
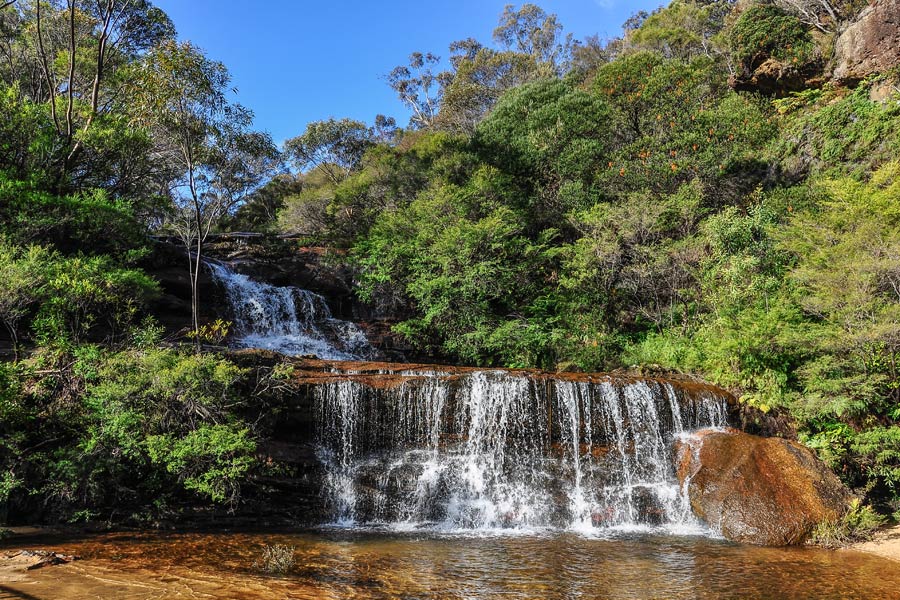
848, 525, 900, 563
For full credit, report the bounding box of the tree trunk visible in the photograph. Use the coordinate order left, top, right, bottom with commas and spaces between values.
193, 230, 202, 350
3, 321, 18, 362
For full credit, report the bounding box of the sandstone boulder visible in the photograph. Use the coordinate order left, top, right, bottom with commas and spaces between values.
730, 57, 823, 97
675, 428, 850, 546
833, 0, 900, 84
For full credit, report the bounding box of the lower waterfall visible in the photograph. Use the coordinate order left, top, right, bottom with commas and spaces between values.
207, 262, 375, 360
312, 369, 729, 533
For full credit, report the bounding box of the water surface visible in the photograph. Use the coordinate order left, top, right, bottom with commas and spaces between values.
3, 529, 899, 599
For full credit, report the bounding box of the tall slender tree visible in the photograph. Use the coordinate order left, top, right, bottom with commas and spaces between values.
130, 40, 278, 340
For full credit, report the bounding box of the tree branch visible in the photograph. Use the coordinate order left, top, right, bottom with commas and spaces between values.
35, 1, 62, 134
65, 0, 76, 139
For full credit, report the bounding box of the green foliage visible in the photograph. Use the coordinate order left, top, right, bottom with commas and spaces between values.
0, 175, 147, 258
474, 78, 610, 212
626, 0, 734, 61
729, 4, 815, 66
0, 240, 157, 349
781, 164, 900, 421
775, 80, 900, 177
810, 498, 886, 548
851, 428, 900, 498
356, 185, 559, 366
186, 319, 232, 345
146, 423, 255, 505
593, 53, 775, 199
32, 254, 159, 347
4, 347, 257, 519
284, 118, 374, 184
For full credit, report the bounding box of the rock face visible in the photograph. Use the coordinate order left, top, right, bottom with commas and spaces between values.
675, 428, 850, 546
731, 57, 823, 97
833, 0, 900, 84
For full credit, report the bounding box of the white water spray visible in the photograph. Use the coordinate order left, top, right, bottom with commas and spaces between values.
207, 262, 374, 360
314, 371, 729, 534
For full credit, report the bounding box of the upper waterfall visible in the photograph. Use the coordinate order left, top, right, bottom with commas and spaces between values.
207, 261, 375, 360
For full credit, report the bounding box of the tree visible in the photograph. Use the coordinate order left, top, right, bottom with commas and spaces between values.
625, 1, 735, 61
437, 48, 540, 134
130, 40, 278, 340
492, 3, 572, 70
783, 163, 900, 418
436, 4, 573, 134
1, 0, 174, 188
774, 0, 843, 33
228, 173, 303, 233
284, 117, 373, 183
568, 35, 612, 83
386, 52, 448, 130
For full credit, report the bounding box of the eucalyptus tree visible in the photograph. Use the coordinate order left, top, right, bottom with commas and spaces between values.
774, 0, 845, 33
386, 52, 448, 130
284, 117, 374, 184
129, 40, 279, 339
0, 0, 174, 188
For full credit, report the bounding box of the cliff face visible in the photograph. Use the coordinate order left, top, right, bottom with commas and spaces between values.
832, 0, 900, 84
731, 0, 900, 95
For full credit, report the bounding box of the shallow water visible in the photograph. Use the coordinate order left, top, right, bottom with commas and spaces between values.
3, 529, 900, 599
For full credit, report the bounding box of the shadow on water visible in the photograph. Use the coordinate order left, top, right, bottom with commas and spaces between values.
0, 586, 46, 600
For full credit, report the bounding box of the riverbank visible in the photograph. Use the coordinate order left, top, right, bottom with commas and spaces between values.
848, 525, 900, 563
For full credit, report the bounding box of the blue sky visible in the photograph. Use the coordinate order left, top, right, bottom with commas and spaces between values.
152, 1, 664, 146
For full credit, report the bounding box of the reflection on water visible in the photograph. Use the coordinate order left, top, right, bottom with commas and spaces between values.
3, 530, 900, 599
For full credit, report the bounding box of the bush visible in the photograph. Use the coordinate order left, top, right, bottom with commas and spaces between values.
810, 499, 885, 548
253, 544, 296, 574
730, 4, 815, 66
2, 347, 257, 521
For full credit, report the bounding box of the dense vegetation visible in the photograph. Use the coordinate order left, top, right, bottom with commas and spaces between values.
1, 0, 899, 525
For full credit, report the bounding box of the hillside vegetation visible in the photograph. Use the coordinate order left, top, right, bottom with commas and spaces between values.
1, 0, 899, 523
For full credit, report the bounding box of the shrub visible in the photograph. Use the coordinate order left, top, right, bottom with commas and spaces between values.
810, 499, 885, 548
253, 544, 296, 574
730, 4, 814, 66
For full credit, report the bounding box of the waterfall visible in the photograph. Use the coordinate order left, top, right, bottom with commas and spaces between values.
204, 259, 729, 534
207, 262, 375, 360
313, 370, 729, 533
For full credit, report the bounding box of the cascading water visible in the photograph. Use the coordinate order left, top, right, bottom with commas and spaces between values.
207, 262, 375, 360
205, 258, 729, 534
313, 370, 729, 534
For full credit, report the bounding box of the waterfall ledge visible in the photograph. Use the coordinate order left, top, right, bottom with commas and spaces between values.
233, 352, 739, 534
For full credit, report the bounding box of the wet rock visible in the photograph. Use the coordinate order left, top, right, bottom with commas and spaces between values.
832, 0, 900, 85
675, 429, 850, 546
7, 550, 80, 570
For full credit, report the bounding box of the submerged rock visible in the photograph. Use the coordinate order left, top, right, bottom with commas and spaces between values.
675, 429, 850, 546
